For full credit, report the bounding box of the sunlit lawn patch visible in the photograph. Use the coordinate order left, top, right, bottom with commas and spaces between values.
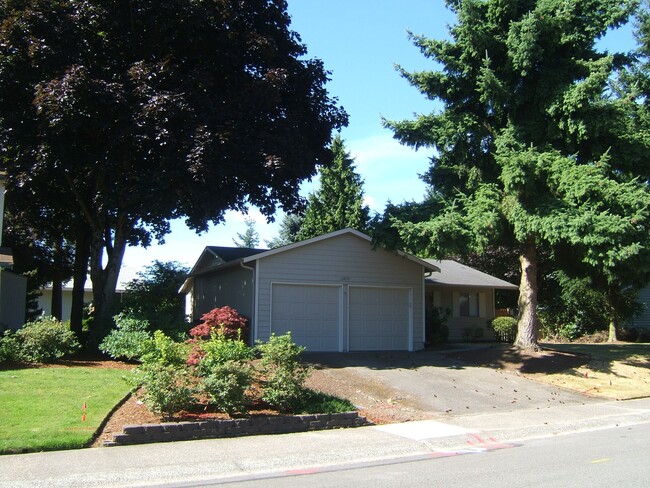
0, 366, 131, 454
532, 343, 650, 399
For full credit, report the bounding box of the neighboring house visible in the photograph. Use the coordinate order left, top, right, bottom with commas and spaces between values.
181, 228, 519, 352
627, 284, 650, 330
424, 259, 518, 341
38, 280, 126, 322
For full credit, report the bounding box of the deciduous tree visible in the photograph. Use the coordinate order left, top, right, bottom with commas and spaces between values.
0, 0, 347, 337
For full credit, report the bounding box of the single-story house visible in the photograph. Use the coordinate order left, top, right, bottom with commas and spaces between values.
38, 280, 126, 322
180, 228, 518, 352
424, 259, 518, 341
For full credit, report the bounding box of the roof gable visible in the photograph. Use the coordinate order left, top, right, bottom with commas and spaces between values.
190, 246, 266, 275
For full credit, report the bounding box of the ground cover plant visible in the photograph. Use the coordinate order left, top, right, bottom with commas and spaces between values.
0, 365, 131, 454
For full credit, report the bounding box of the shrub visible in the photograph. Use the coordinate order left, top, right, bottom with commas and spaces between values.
131, 363, 195, 419
0, 330, 21, 363
189, 306, 248, 341
201, 361, 254, 415
491, 316, 517, 343
99, 312, 152, 361
16, 316, 80, 363
257, 333, 311, 412
300, 389, 356, 414
425, 307, 450, 346
192, 331, 254, 376
140, 330, 188, 368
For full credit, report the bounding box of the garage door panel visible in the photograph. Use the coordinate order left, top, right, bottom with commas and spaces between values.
349, 287, 410, 351
272, 284, 340, 352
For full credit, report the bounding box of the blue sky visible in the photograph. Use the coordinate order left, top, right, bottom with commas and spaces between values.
119, 0, 636, 284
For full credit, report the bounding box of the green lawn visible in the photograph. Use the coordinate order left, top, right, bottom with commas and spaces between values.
0, 366, 131, 454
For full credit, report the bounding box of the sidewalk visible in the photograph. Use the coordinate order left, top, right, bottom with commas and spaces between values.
2, 398, 650, 488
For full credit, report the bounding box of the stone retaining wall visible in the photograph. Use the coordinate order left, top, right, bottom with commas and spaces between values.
104, 412, 367, 446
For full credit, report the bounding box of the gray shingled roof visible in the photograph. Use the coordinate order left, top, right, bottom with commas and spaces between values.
425, 259, 518, 289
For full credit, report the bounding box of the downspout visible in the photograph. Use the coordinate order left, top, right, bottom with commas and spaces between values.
240, 261, 256, 344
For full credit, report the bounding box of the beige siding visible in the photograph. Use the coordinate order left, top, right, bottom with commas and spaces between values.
192, 265, 255, 323
256, 233, 425, 351
38, 288, 93, 322
427, 287, 496, 342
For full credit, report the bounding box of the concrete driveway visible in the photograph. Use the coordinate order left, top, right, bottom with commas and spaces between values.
303, 348, 598, 417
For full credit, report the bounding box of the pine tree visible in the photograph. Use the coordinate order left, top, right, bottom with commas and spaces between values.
384, 0, 650, 349
298, 135, 370, 240
233, 218, 260, 248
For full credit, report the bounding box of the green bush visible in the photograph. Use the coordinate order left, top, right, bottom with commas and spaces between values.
491, 316, 517, 343
201, 360, 254, 415
140, 330, 187, 368
192, 331, 254, 376
99, 312, 152, 361
0, 330, 21, 363
300, 389, 356, 414
257, 333, 311, 412
16, 316, 80, 363
131, 363, 195, 419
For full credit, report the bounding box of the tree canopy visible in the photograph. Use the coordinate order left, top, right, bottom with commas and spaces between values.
0, 0, 347, 337
297, 135, 370, 240
384, 0, 650, 348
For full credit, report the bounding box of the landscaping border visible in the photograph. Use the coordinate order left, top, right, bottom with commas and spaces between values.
104, 411, 367, 446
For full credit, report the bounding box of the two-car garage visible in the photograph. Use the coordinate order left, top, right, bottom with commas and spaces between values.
271, 283, 412, 352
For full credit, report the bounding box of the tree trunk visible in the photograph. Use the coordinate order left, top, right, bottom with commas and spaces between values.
607, 286, 618, 343
89, 221, 128, 338
70, 229, 91, 339
515, 235, 540, 350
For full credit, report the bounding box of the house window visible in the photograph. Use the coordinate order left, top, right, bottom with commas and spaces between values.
459, 292, 479, 317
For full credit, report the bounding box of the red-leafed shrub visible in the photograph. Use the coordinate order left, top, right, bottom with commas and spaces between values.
189, 306, 248, 340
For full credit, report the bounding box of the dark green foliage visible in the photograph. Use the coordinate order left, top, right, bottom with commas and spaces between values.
257, 333, 311, 412
266, 213, 304, 248
131, 363, 195, 419
98, 312, 151, 361
14, 316, 80, 363
383, 0, 650, 347
299, 389, 356, 414
120, 261, 190, 339
201, 361, 254, 415
491, 317, 518, 343
298, 135, 371, 240
0, 331, 22, 363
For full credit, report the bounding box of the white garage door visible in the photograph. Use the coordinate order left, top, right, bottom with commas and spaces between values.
271, 284, 341, 352
349, 287, 410, 351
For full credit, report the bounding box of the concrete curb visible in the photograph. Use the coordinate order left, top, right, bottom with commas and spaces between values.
104, 411, 367, 446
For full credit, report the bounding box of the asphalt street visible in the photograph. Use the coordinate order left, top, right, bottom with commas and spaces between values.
1, 397, 649, 488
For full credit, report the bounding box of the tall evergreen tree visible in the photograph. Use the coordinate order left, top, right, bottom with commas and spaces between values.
266, 213, 303, 248
298, 135, 370, 240
233, 218, 260, 248
384, 0, 650, 349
